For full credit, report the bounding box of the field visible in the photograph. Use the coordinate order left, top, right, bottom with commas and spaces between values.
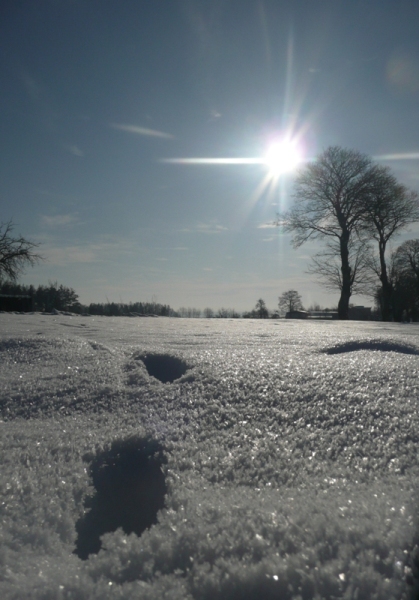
1, 314, 419, 599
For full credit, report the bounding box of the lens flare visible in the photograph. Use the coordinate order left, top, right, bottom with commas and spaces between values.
264, 139, 302, 176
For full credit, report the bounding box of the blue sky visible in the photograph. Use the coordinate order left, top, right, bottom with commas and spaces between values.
1, 0, 419, 311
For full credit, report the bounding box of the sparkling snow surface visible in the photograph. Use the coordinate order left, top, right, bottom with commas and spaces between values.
1, 314, 419, 599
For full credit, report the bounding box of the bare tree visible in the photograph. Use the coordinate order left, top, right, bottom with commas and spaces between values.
308, 237, 376, 297
280, 147, 384, 319
360, 173, 419, 320
278, 290, 303, 314
0, 221, 42, 282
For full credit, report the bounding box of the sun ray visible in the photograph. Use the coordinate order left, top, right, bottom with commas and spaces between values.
160, 157, 265, 165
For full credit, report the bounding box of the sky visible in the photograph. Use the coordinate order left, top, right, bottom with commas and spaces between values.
1, 0, 419, 312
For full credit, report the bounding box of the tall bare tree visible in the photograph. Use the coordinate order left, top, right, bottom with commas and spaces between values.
280, 147, 388, 319
360, 173, 419, 320
0, 221, 42, 282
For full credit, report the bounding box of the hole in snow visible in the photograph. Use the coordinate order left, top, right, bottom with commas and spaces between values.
138, 353, 189, 383
74, 436, 167, 560
323, 340, 419, 355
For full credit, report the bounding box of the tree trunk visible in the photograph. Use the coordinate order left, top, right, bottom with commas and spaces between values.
378, 239, 393, 321
338, 233, 351, 319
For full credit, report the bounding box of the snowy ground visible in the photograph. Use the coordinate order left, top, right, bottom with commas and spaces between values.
1, 314, 419, 599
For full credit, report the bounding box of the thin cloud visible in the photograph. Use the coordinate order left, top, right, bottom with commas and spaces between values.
258, 222, 277, 229
20, 72, 42, 101
41, 214, 78, 227
64, 144, 84, 157
210, 109, 221, 119
41, 239, 132, 266
197, 223, 228, 233
374, 152, 419, 161
179, 222, 228, 234
110, 122, 174, 139
43, 245, 97, 265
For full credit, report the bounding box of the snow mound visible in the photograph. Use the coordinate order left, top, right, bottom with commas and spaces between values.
323, 338, 419, 355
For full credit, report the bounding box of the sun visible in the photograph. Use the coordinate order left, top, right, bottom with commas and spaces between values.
264, 139, 302, 176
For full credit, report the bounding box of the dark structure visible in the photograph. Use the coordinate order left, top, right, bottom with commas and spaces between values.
285, 310, 309, 319
0, 294, 33, 312
348, 306, 372, 320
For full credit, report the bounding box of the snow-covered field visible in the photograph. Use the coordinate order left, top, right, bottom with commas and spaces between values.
1, 314, 419, 599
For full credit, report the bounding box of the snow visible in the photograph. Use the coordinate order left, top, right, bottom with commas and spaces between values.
1, 313, 419, 599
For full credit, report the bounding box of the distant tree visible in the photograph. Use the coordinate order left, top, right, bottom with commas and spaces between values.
216, 308, 240, 318
87, 300, 172, 317
307, 302, 323, 312
278, 290, 303, 314
0, 221, 42, 282
0, 280, 82, 312
280, 147, 387, 319
360, 174, 419, 320
34, 282, 79, 312
177, 307, 201, 318
203, 307, 214, 318
254, 298, 269, 318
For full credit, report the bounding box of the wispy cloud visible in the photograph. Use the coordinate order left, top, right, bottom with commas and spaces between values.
180, 222, 228, 234
41, 214, 79, 227
20, 72, 42, 101
374, 152, 419, 161
64, 144, 84, 157
43, 245, 98, 265
198, 223, 228, 233
257, 222, 277, 229
209, 109, 221, 120
110, 122, 174, 139
20, 70, 58, 130
41, 238, 135, 266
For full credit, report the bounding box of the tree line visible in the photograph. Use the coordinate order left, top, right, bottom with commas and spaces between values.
4, 274, 417, 321
279, 146, 419, 320
0, 278, 308, 319
0, 280, 173, 316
